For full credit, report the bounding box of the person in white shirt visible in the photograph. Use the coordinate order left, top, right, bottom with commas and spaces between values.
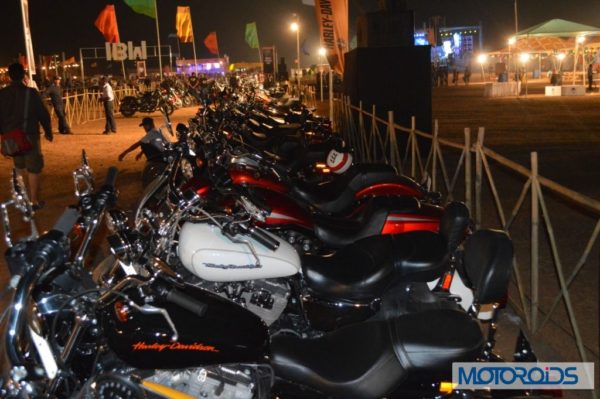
100, 76, 117, 134
118, 117, 168, 161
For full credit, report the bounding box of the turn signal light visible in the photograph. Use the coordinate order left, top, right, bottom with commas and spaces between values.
114, 301, 130, 323
439, 381, 456, 394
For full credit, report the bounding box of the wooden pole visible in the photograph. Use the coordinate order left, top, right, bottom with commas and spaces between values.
411, 116, 417, 177
432, 120, 438, 191
329, 70, 333, 125
475, 127, 485, 229
464, 128, 472, 212
531, 151, 539, 332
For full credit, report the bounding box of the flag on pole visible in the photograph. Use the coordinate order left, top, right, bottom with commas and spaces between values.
301, 39, 310, 56
95, 5, 120, 43
123, 0, 156, 18
245, 22, 259, 49
204, 31, 219, 55
176, 6, 193, 43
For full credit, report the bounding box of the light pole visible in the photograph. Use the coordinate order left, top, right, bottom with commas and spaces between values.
519, 52, 530, 95
318, 47, 326, 101
477, 53, 487, 82
508, 37, 516, 79
290, 21, 300, 76
575, 35, 586, 86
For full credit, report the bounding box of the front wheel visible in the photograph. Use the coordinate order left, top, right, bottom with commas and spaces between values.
159, 101, 174, 116
119, 98, 137, 117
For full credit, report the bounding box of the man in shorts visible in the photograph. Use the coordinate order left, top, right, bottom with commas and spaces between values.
0, 63, 53, 209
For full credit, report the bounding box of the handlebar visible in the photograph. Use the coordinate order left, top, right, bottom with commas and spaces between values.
166, 289, 207, 318
247, 226, 279, 251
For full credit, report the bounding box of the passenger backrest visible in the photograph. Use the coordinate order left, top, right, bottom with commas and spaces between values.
439, 202, 470, 252
463, 229, 513, 305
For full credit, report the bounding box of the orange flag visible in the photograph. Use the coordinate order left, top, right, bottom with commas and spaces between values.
204, 31, 219, 55
315, 0, 348, 74
176, 6, 194, 43
95, 5, 120, 43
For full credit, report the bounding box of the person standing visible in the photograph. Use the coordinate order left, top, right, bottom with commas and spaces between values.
101, 77, 117, 134
588, 63, 594, 91
45, 76, 71, 134
0, 63, 53, 209
188, 72, 200, 101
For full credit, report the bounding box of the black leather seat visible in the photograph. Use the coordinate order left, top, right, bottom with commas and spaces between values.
271, 309, 483, 399
290, 164, 423, 214
302, 202, 470, 301
302, 231, 448, 301
313, 197, 421, 248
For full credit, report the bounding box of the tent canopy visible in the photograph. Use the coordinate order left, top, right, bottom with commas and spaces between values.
515, 19, 600, 38
490, 19, 600, 54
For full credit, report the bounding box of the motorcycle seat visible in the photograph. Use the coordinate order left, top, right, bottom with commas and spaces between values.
302, 231, 448, 301
303, 202, 470, 301
291, 164, 424, 214
270, 309, 483, 399
313, 197, 422, 248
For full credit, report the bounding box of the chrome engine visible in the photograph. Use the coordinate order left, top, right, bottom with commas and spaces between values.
146, 365, 271, 399
193, 279, 290, 325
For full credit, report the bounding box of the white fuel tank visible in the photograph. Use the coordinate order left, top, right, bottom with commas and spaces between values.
178, 222, 301, 282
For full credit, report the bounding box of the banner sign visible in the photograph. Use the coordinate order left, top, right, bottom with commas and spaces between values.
314, 0, 348, 74
105, 41, 148, 61
262, 47, 275, 74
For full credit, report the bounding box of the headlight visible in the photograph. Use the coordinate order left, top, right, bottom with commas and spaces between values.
180, 158, 194, 179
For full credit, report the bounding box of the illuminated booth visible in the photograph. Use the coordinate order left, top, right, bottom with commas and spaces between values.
176, 57, 229, 75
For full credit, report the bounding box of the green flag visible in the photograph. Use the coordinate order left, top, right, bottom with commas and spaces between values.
245, 22, 259, 49
123, 0, 156, 18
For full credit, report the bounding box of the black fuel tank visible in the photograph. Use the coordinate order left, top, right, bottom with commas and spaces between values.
100, 284, 269, 369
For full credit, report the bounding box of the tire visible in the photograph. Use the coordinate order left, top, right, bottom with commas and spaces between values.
119, 98, 137, 117
182, 95, 192, 108
159, 101, 174, 116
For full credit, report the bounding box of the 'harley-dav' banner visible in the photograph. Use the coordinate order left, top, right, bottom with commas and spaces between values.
314, 0, 348, 74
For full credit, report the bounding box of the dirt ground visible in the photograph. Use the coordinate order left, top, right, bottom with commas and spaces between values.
0, 85, 597, 395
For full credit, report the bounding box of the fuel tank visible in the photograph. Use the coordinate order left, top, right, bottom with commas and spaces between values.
100, 284, 269, 370
178, 222, 301, 282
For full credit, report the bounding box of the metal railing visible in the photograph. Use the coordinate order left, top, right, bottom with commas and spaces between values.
47, 88, 136, 126
334, 96, 599, 397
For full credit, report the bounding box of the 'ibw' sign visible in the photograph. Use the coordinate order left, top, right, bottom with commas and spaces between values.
105, 41, 147, 61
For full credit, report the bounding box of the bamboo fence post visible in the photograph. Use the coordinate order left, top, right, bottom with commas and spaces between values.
432, 120, 438, 191
411, 116, 417, 178
464, 128, 472, 212
371, 104, 377, 161
475, 127, 485, 229
388, 111, 397, 168
531, 151, 540, 332
358, 101, 367, 161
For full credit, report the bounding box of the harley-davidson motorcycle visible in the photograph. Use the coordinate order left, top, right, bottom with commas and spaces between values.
134, 123, 444, 254
0, 163, 550, 399
119, 88, 175, 118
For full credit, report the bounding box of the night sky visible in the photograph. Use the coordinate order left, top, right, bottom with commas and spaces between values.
2, 0, 600, 68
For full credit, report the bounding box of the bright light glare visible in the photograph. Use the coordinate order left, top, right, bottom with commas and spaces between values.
318, 47, 326, 56
519, 53, 530, 63
556, 53, 566, 61
290, 22, 299, 32
477, 54, 487, 64
508, 37, 516, 45
577, 36, 586, 44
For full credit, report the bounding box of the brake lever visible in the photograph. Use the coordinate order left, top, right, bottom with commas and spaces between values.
128, 301, 179, 341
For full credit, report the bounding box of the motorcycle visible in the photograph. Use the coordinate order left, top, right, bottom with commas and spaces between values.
119, 88, 175, 118
0, 155, 552, 399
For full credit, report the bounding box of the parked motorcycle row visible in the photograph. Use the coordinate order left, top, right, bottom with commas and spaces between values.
1, 84, 556, 399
